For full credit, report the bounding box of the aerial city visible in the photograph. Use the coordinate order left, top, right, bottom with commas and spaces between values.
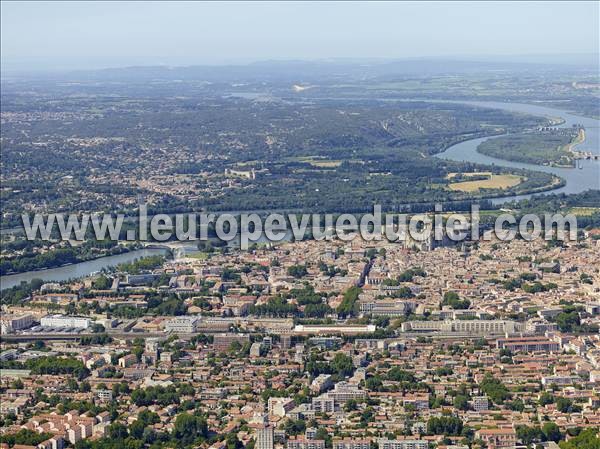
0, 2, 599, 449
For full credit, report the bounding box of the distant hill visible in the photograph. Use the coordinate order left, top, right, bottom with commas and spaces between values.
3, 55, 597, 83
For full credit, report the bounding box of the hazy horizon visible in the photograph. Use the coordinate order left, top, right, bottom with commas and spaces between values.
2, 1, 599, 72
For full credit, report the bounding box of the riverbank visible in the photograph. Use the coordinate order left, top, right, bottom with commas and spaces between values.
0, 247, 169, 290
437, 101, 599, 202
566, 128, 586, 157
0, 243, 146, 277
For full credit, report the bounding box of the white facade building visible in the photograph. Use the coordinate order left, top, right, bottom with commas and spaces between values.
256, 425, 274, 449
164, 316, 199, 333
0, 314, 34, 334
40, 315, 90, 329
471, 396, 489, 412
378, 440, 428, 449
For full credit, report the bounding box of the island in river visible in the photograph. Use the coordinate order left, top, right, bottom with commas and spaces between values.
477, 129, 579, 167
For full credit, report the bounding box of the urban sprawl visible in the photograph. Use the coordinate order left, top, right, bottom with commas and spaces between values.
1, 228, 599, 449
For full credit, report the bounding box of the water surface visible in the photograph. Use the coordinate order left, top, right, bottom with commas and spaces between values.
437, 101, 599, 203
0, 248, 168, 290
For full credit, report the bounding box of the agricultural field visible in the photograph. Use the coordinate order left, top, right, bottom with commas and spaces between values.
447, 173, 523, 192
568, 207, 600, 216
295, 156, 343, 168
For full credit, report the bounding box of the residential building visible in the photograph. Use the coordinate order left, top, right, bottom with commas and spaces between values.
256, 425, 274, 449
378, 439, 428, 449
164, 316, 199, 333
496, 336, 560, 353
213, 333, 251, 351
475, 429, 517, 449
286, 438, 326, 449
333, 438, 371, 449
40, 315, 90, 329
0, 314, 34, 334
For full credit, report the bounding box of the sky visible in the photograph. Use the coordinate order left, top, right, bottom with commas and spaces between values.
1, 1, 599, 71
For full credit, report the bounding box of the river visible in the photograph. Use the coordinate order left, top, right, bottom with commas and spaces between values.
1, 101, 598, 290
436, 101, 599, 203
0, 248, 169, 290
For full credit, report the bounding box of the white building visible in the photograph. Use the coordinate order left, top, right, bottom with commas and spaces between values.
311, 395, 335, 413
471, 396, 489, 412
311, 381, 365, 412
40, 315, 90, 329
96, 389, 113, 402
250, 342, 262, 357
401, 319, 521, 336
0, 314, 34, 334
358, 298, 416, 317
256, 425, 274, 449
268, 397, 296, 417
311, 374, 333, 393
164, 316, 199, 333
328, 381, 366, 403
378, 440, 428, 449
333, 439, 371, 449
287, 439, 325, 449
294, 324, 376, 335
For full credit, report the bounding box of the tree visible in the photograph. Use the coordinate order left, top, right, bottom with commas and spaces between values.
287, 265, 308, 278
172, 413, 208, 445
442, 291, 470, 309
556, 397, 581, 413
108, 423, 129, 440
397, 267, 426, 282
386, 367, 416, 383
226, 433, 243, 449
0, 429, 53, 447
30, 278, 44, 291
436, 367, 453, 377
315, 427, 332, 447
480, 374, 511, 404
92, 275, 112, 290
539, 391, 554, 406
453, 395, 470, 411
331, 353, 355, 377
365, 376, 384, 391
229, 340, 242, 352
344, 399, 358, 412
542, 422, 561, 443
282, 418, 306, 435
559, 428, 600, 449
506, 398, 525, 412
129, 419, 146, 439
336, 286, 361, 317
555, 311, 581, 332
304, 303, 332, 318
67, 378, 79, 391
516, 426, 544, 446
360, 407, 374, 427
132, 346, 144, 362
427, 415, 464, 436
